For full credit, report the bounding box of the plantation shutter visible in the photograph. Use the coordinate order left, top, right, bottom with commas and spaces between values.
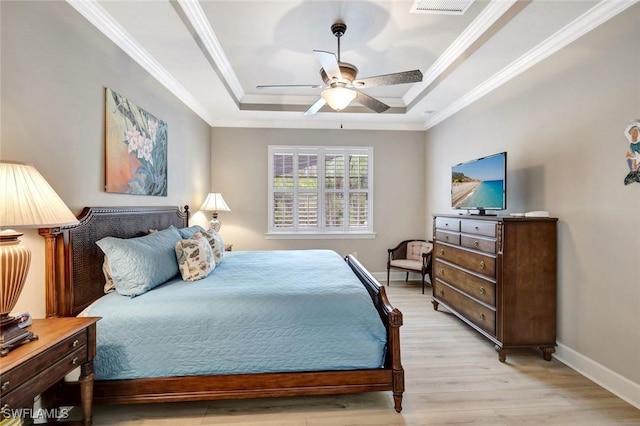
268, 146, 373, 235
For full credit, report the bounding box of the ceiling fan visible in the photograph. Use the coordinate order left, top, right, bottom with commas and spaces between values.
257, 22, 423, 115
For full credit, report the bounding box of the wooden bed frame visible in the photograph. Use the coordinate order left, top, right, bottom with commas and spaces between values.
40, 206, 404, 412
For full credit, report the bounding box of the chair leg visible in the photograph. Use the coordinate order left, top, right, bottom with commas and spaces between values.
422, 273, 425, 294
387, 268, 390, 287
405, 272, 409, 282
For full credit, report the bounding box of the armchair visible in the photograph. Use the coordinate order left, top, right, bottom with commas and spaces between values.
387, 240, 433, 294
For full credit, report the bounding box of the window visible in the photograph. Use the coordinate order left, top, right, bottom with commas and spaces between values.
268, 146, 373, 236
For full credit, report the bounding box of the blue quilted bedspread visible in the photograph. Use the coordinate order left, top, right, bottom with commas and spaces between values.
81, 250, 387, 380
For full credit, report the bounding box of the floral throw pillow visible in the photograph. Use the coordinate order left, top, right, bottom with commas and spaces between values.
201, 228, 225, 265
175, 232, 215, 281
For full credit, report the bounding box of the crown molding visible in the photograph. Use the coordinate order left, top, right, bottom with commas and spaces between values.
65, 0, 216, 125
403, 0, 519, 104
176, 0, 245, 104
211, 118, 427, 132
423, 0, 637, 130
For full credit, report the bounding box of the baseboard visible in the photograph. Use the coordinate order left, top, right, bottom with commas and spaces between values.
370, 272, 640, 410
371, 271, 430, 285
553, 343, 640, 409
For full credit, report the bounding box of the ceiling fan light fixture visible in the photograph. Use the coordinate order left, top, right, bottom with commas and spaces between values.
321, 87, 356, 111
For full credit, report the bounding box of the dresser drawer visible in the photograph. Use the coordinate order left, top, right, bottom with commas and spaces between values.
433, 281, 496, 336
435, 243, 496, 278
435, 217, 461, 232
2, 345, 87, 409
0, 329, 87, 398
461, 220, 497, 237
435, 230, 460, 245
461, 234, 496, 253
433, 259, 496, 307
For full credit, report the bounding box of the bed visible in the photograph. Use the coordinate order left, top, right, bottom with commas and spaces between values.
39, 206, 404, 412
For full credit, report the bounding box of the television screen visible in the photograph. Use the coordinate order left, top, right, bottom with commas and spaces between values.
451, 152, 506, 214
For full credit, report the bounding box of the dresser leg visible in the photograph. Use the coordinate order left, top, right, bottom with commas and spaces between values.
79, 362, 95, 426
540, 346, 555, 361
431, 299, 439, 311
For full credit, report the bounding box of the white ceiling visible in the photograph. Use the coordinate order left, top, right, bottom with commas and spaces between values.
66, 0, 634, 131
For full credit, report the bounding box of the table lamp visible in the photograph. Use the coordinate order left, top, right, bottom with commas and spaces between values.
0, 161, 78, 356
200, 193, 230, 232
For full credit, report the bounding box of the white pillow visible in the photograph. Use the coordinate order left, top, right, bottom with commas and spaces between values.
201, 228, 225, 265
175, 232, 215, 281
102, 257, 115, 294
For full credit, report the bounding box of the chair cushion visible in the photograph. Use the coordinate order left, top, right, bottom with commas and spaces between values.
390, 259, 423, 271
406, 241, 433, 261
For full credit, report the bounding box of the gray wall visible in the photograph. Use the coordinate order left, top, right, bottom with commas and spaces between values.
1, 0, 637, 408
425, 6, 639, 387
0, 1, 211, 317
209, 127, 427, 273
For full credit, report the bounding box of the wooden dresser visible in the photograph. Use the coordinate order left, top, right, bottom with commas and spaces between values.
431, 214, 558, 362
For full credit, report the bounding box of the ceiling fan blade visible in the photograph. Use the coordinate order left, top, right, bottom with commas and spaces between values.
353, 69, 423, 88
303, 98, 327, 116
313, 50, 342, 82
257, 84, 324, 89
354, 91, 389, 113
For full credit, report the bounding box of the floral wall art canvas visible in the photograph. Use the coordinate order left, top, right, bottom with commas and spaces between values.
105, 88, 168, 196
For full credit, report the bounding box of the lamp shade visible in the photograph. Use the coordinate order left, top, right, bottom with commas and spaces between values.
200, 193, 230, 232
0, 161, 78, 228
321, 87, 356, 111
0, 161, 78, 354
200, 193, 231, 213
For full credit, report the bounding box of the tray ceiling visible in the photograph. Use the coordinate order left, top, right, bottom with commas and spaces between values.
67, 0, 634, 130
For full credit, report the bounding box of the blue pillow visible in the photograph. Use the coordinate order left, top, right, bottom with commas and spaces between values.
96, 226, 182, 297
178, 225, 206, 239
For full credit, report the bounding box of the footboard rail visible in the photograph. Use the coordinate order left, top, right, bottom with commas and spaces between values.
345, 254, 404, 412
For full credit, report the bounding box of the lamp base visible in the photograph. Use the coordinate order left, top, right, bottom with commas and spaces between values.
209, 214, 222, 233
0, 316, 38, 357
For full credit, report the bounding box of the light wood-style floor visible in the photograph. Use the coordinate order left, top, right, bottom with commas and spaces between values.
90, 282, 640, 425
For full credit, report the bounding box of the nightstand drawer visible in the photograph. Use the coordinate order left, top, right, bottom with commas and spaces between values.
0, 329, 87, 398
1, 345, 87, 409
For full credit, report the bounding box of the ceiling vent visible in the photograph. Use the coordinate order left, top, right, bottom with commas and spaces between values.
410, 0, 474, 15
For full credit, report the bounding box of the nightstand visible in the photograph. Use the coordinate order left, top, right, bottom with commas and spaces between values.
0, 317, 100, 426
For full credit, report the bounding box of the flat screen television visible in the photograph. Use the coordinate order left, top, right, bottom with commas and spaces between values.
451, 152, 506, 215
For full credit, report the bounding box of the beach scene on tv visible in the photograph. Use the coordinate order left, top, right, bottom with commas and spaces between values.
451, 154, 505, 210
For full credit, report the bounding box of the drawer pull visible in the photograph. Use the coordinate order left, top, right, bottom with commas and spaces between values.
480, 261, 486, 269
439, 248, 444, 256
444, 222, 449, 227
474, 226, 479, 230
439, 269, 445, 276
474, 240, 479, 247
72, 339, 80, 348
72, 357, 79, 365
480, 313, 486, 321
445, 235, 449, 240
480, 286, 486, 295
439, 289, 445, 297
1, 381, 9, 391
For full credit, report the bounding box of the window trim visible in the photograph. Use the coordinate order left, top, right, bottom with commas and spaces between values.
267, 145, 374, 237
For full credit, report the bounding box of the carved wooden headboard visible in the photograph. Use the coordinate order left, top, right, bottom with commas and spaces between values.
39, 206, 189, 317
